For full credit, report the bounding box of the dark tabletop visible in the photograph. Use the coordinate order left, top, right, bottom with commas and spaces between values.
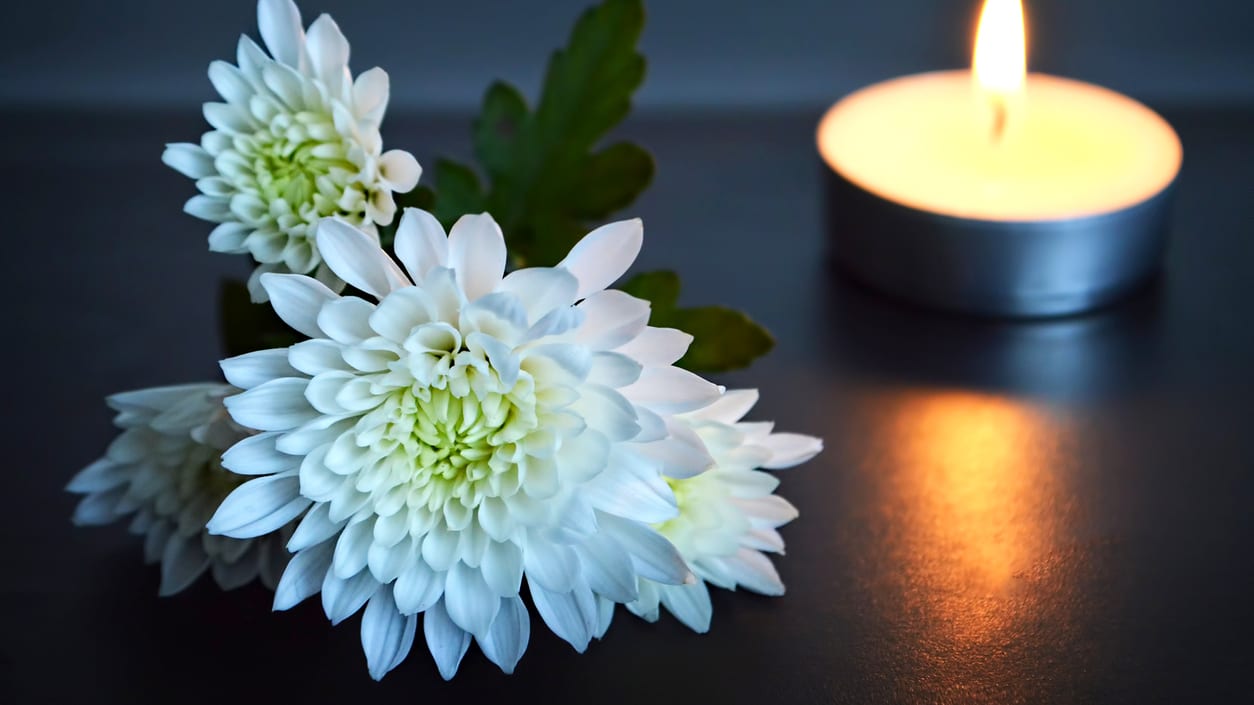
1, 106, 1251, 704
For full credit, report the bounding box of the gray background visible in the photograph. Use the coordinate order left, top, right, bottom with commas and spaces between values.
2, 0, 1252, 113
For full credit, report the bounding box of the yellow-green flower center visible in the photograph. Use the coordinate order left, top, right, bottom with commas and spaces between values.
364, 386, 539, 512
236, 111, 365, 225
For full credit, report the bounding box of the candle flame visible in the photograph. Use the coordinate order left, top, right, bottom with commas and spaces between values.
973, 0, 1027, 96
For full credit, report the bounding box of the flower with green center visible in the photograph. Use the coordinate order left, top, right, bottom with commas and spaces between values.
627, 389, 823, 633
207, 208, 727, 680
162, 0, 420, 300
67, 384, 293, 595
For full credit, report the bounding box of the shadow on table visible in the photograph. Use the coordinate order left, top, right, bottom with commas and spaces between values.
817, 262, 1167, 403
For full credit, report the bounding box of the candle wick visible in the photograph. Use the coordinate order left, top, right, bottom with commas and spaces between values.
990, 96, 1008, 145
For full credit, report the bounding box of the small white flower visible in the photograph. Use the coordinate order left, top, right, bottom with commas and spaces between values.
162, 0, 421, 300
67, 384, 294, 595
208, 208, 725, 679
627, 389, 822, 632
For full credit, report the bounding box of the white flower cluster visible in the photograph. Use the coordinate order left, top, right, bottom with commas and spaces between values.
163, 0, 420, 300
71, 0, 821, 682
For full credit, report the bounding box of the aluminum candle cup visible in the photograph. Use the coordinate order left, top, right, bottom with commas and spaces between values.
816, 72, 1181, 318
815, 0, 1183, 317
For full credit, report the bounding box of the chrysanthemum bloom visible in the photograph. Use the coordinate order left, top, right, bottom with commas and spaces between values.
162, 0, 421, 300
626, 389, 822, 632
208, 208, 723, 679
67, 384, 292, 595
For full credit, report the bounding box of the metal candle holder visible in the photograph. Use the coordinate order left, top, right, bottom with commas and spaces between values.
823, 166, 1177, 318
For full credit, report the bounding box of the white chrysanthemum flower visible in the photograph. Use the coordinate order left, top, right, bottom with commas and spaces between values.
67, 384, 292, 595
162, 0, 421, 300
626, 389, 822, 632
207, 208, 725, 679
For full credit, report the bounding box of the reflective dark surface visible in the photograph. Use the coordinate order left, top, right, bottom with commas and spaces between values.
1, 107, 1251, 704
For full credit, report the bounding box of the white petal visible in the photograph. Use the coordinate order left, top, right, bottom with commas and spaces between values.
467, 332, 519, 388
316, 296, 377, 344
522, 539, 578, 593
444, 561, 501, 638
303, 371, 354, 415
247, 263, 278, 303
224, 377, 316, 431
569, 385, 639, 443
206, 473, 308, 538
353, 66, 389, 123
208, 60, 253, 105
447, 213, 507, 301
614, 326, 693, 367
305, 14, 350, 96
276, 415, 355, 455
571, 290, 650, 350
288, 339, 349, 375
361, 585, 418, 681
480, 540, 524, 596
221, 348, 298, 389
379, 150, 421, 192
594, 596, 615, 639
162, 142, 215, 178
659, 580, 712, 633
221, 432, 298, 475
424, 600, 472, 680
626, 580, 661, 622
558, 218, 643, 299
573, 529, 639, 603
333, 517, 374, 579
286, 502, 341, 551
208, 222, 250, 253
724, 548, 785, 596
315, 218, 408, 299
734, 495, 799, 527
273, 539, 334, 610
497, 268, 579, 324
598, 514, 692, 585
322, 569, 380, 624
743, 527, 786, 553
587, 351, 643, 388
477, 596, 529, 674
528, 581, 595, 653
393, 208, 448, 284
394, 559, 444, 614
368, 535, 413, 582
525, 306, 585, 341
184, 194, 231, 222
636, 417, 715, 479
257, 0, 306, 70
203, 102, 254, 134
581, 454, 676, 525
720, 469, 781, 499
236, 34, 268, 79
620, 366, 721, 414
159, 534, 209, 596
760, 433, 824, 469
66, 459, 127, 493
260, 272, 338, 338
683, 388, 759, 424
369, 287, 435, 341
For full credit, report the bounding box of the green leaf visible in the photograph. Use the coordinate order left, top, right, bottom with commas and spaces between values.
429, 159, 486, 226
474, 81, 528, 179
663, 306, 775, 373
622, 270, 774, 373
620, 270, 680, 309
429, 0, 654, 266
218, 279, 301, 358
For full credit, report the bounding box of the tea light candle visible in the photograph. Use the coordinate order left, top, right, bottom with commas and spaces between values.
816, 0, 1182, 317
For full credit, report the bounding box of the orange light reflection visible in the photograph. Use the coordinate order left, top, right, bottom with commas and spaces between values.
876, 390, 1077, 656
